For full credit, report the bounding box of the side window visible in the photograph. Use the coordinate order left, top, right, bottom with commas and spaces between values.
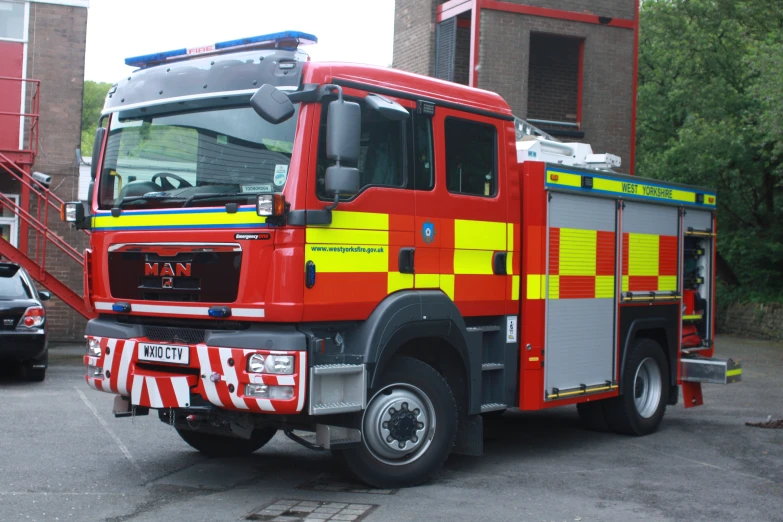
445, 117, 497, 197
410, 115, 434, 191
316, 100, 405, 200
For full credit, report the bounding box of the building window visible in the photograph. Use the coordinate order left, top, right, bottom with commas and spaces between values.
527, 33, 583, 129
445, 117, 497, 197
0, 1, 25, 41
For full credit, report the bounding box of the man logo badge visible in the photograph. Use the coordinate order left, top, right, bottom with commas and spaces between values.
162, 277, 174, 289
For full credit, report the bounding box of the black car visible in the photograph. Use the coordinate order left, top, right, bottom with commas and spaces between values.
0, 263, 50, 381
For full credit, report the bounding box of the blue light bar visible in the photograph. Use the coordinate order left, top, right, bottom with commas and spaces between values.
125, 30, 318, 68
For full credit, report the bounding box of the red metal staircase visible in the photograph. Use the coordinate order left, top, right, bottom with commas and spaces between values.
0, 76, 96, 319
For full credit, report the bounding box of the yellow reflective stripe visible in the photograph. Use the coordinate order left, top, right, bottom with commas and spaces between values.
415, 273, 439, 288
310, 210, 389, 230
92, 209, 266, 229
454, 249, 494, 275
559, 228, 597, 275
548, 171, 581, 187
548, 275, 560, 299
506, 252, 514, 275
306, 244, 387, 273
306, 228, 388, 245
628, 233, 659, 276
507, 223, 514, 251
454, 219, 506, 251
527, 274, 542, 300
726, 369, 742, 377
622, 275, 629, 292
658, 275, 678, 291
439, 274, 455, 300
547, 169, 717, 207
388, 272, 414, 293
682, 314, 703, 321
595, 276, 615, 298
511, 275, 520, 300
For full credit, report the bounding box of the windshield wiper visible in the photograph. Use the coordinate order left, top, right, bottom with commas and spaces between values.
114, 193, 185, 209
181, 192, 255, 208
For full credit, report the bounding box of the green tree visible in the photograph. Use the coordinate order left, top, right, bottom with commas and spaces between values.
637, 0, 783, 301
80, 80, 112, 156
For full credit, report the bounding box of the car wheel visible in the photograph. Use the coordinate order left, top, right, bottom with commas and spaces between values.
604, 338, 669, 435
335, 356, 457, 488
176, 426, 277, 457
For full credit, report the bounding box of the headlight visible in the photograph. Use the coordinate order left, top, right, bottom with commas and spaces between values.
247, 354, 294, 374
88, 338, 101, 357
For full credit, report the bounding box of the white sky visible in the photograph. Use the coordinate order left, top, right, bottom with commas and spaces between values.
84, 0, 396, 83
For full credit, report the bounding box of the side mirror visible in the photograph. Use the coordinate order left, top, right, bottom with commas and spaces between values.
38, 290, 51, 301
325, 166, 360, 197
91, 128, 105, 180
326, 96, 361, 164
365, 93, 410, 121
250, 84, 295, 124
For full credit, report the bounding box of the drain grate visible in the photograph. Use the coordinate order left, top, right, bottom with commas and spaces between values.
247, 499, 378, 521
297, 474, 398, 495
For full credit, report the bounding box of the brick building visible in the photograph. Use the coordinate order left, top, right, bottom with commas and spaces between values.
393, 0, 638, 170
0, 0, 89, 340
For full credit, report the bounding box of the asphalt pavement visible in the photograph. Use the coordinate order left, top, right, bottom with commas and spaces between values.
0, 335, 781, 522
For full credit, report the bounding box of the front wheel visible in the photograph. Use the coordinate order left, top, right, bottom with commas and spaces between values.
176, 426, 277, 457
335, 356, 457, 488
604, 337, 669, 435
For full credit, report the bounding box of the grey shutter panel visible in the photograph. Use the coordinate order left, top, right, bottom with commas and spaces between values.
435, 18, 456, 82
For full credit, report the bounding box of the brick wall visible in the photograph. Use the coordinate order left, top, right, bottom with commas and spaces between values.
479, 10, 634, 166
526, 33, 580, 122
393, 0, 438, 76
25, 2, 89, 341
718, 303, 783, 341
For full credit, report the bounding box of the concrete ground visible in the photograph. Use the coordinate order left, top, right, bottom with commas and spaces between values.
0, 335, 781, 522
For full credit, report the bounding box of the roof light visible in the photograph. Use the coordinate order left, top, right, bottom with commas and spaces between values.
125, 30, 318, 68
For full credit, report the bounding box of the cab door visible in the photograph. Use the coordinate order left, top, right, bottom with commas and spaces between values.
413, 107, 509, 317
302, 90, 415, 321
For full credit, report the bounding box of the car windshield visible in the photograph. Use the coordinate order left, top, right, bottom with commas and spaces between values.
0, 268, 32, 300
98, 105, 298, 209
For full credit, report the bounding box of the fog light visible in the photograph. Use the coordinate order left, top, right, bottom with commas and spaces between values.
88, 338, 101, 357
244, 384, 294, 400
245, 383, 269, 398
87, 365, 103, 377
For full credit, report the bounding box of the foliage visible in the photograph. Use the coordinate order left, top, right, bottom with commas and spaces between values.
80, 81, 112, 156
637, 0, 783, 302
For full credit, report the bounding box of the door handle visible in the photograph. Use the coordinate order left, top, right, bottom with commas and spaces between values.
399, 247, 415, 274
493, 252, 507, 275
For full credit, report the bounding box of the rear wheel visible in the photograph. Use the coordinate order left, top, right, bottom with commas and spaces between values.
605, 338, 669, 435
176, 426, 277, 457
335, 356, 457, 488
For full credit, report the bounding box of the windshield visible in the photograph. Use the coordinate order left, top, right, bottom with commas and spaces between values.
98, 105, 298, 209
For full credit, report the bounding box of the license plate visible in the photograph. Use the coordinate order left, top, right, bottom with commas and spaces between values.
138, 343, 190, 365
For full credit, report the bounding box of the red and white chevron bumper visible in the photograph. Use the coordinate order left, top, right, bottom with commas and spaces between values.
84, 337, 307, 414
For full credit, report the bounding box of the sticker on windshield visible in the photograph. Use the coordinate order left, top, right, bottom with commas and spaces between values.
274, 165, 288, 187
241, 184, 273, 193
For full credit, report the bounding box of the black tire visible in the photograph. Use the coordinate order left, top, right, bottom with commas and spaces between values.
176, 426, 277, 457
336, 356, 458, 488
604, 337, 669, 435
576, 400, 610, 432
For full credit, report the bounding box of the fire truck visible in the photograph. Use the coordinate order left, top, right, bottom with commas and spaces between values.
63, 31, 741, 488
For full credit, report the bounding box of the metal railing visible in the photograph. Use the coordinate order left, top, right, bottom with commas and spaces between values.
0, 76, 40, 158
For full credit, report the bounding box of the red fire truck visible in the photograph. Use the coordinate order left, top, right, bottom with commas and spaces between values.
63, 31, 740, 488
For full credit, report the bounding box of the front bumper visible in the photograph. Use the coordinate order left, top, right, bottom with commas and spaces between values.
0, 330, 47, 361
84, 336, 306, 414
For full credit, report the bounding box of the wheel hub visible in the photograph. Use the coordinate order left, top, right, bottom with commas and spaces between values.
362, 384, 435, 465
634, 357, 662, 419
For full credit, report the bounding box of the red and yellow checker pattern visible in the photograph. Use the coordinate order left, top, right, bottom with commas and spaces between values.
526, 227, 615, 300
302, 211, 517, 320
621, 233, 678, 292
